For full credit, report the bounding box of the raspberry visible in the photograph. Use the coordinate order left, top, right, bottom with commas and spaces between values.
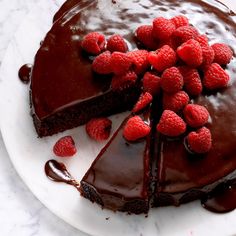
107, 34, 128, 53
158, 37, 178, 50
157, 110, 186, 137
163, 91, 189, 112
203, 63, 230, 90
161, 67, 184, 94
123, 116, 151, 141
92, 51, 112, 74
86, 118, 112, 141
212, 43, 233, 65
128, 50, 149, 75
142, 72, 161, 96
132, 92, 153, 113
135, 25, 158, 50
110, 52, 132, 75
173, 26, 199, 44
179, 66, 202, 96
148, 45, 176, 72
153, 17, 176, 41
81, 32, 106, 55
171, 15, 189, 28
187, 127, 212, 154
201, 45, 215, 70
183, 104, 209, 128
53, 136, 77, 157
196, 34, 209, 46
177, 39, 203, 67
111, 70, 137, 91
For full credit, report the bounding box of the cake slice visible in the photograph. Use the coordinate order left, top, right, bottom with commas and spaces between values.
80, 106, 153, 214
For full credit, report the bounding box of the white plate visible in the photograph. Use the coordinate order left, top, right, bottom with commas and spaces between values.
1, 0, 236, 235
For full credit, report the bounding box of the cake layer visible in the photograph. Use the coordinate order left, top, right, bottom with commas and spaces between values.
80, 107, 153, 214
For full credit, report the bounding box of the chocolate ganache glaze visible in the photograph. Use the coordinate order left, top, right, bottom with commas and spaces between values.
37, 0, 236, 214
18, 64, 32, 84
45, 160, 80, 189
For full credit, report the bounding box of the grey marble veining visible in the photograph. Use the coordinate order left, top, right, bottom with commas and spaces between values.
0, 0, 87, 235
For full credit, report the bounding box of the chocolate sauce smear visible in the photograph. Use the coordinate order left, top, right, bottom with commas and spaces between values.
45, 160, 79, 189
18, 64, 32, 84
201, 183, 236, 213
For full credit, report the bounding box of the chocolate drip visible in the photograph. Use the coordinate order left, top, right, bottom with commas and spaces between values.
45, 160, 79, 189
202, 183, 236, 213
18, 64, 32, 84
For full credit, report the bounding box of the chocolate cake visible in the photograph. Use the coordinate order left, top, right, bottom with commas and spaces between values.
28, 0, 236, 214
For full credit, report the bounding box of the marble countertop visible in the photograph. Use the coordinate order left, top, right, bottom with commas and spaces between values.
0, 0, 236, 236
0, 0, 86, 235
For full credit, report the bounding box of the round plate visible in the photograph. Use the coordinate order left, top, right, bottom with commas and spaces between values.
1, 0, 236, 235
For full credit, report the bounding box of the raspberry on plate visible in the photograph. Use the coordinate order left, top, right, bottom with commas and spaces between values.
142, 71, 161, 96
161, 67, 184, 94
86, 118, 112, 141
92, 51, 112, 74
203, 63, 230, 90
148, 45, 176, 72
135, 25, 158, 50
128, 50, 149, 75
163, 91, 189, 112
53, 136, 77, 157
157, 110, 186, 137
110, 52, 132, 75
153, 17, 176, 41
179, 66, 202, 96
187, 127, 212, 154
177, 39, 203, 67
132, 92, 153, 113
173, 26, 199, 44
111, 70, 137, 91
107, 34, 128, 53
183, 104, 209, 128
171, 15, 189, 28
81, 32, 106, 55
212, 43, 233, 65
123, 116, 151, 141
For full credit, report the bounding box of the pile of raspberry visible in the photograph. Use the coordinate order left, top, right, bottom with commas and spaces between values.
53, 15, 233, 157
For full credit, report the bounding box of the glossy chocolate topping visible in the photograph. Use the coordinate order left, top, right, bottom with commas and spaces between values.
45, 160, 79, 188
32, 0, 236, 120
202, 183, 236, 213
80, 108, 152, 213
18, 64, 32, 84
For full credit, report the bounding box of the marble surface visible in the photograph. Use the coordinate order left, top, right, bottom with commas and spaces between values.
0, 0, 236, 236
0, 0, 86, 235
